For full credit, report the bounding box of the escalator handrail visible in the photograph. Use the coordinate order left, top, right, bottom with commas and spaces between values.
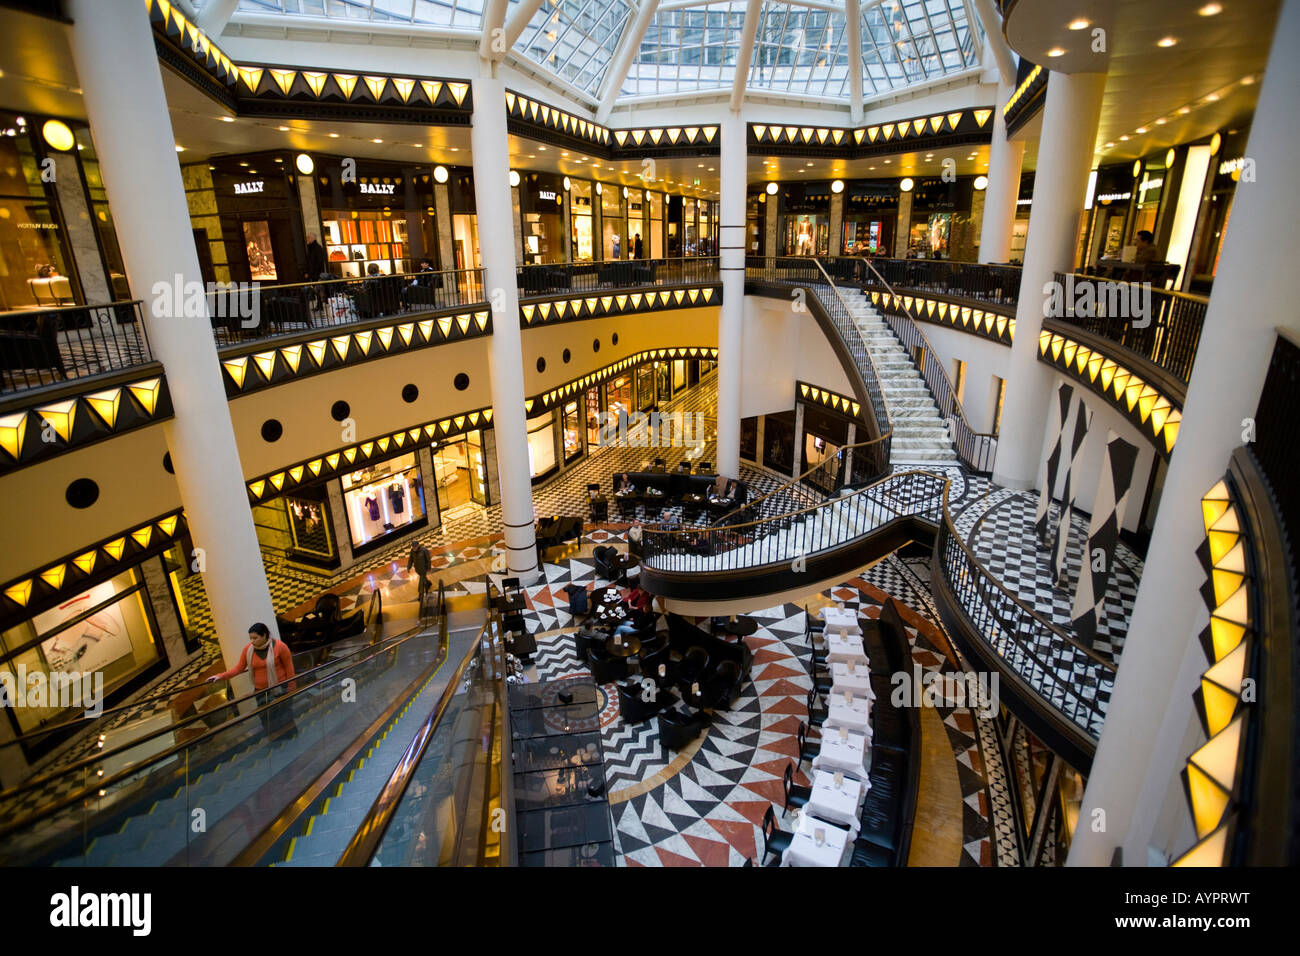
338, 593, 480, 866
0, 617, 439, 837
0, 596, 388, 753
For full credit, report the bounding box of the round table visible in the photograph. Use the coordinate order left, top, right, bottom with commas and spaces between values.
605, 635, 641, 658
724, 616, 758, 638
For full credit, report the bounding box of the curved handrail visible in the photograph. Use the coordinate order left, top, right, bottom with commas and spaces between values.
641, 470, 948, 574
810, 257, 893, 432
858, 257, 998, 473
845, 256, 1024, 307
708, 433, 893, 528
934, 494, 1116, 738
0, 612, 437, 824
366, 586, 384, 643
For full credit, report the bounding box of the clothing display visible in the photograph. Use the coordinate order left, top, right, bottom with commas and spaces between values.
364, 495, 380, 521
389, 482, 405, 515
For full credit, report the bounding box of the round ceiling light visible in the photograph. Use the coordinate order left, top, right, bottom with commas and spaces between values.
433, 165, 449, 183
596, 182, 602, 195
42, 119, 75, 152
1132, 160, 1142, 178
1209, 131, 1222, 154
899, 177, 914, 192
563, 176, 571, 191
766, 182, 778, 195
973, 175, 988, 190
509, 169, 520, 187
295, 153, 314, 175
831, 180, 844, 193
1165, 148, 1176, 167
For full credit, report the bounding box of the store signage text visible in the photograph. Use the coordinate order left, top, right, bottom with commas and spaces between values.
1095, 191, 1132, 202
233, 181, 264, 195
538, 190, 557, 201
359, 182, 397, 195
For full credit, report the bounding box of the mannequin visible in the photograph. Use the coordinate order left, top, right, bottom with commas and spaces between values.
796, 217, 813, 256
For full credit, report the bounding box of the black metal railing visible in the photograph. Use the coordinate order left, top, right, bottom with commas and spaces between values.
934, 506, 1116, 739
860, 257, 998, 474
850, 257, 1023, 306
205, 269, 487, 346
745, 256, 893, 466
1, 301, 152, 395
1049, 273, 1208, 385
517, 256, 719, 295
641, 470, 946, 574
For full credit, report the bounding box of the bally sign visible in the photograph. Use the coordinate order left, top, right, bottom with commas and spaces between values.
359, 182, 397, 195
234, 181, 265, 195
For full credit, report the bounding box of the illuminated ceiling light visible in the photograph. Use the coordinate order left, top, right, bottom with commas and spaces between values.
1067, 18, 1090, 30
42, 119, 75, 151
973, 175, 988, 190
1157, 36, 1178, 47
329, 132, 340, 138
1210, 132, 1222, 153
1155, 117, 1168, 125
174, 145, 186, 152
295, 153, 314, 175
509, 170, 520, 187
433, 165, 449, 183
1119, 134, 1130, 141
219, 116, 235, 123
899, 178, 914, 192
371, 138, 383, 144
766, 182, 778, 195
1133, 160, 1143, 177
1136, 126, 1148, 134
563, 176, 571, 191
1046, 47, 1066, 57
1166, 148, 1177, 166
831, 180, 844, 193
1199, 2, 1222, 13
1206, 92, 1221, 102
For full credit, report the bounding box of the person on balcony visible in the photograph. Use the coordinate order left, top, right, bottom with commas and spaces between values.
1133, 230, 1160, 265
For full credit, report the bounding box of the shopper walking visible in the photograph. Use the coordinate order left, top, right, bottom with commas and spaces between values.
208, 622, 298, 738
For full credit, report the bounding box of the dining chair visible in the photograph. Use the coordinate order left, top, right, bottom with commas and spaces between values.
783, 761, 812, 814
795, 721, 820, 773
807, 686, 829, 729
761, 805, 793, 865
810, 657, 834, 695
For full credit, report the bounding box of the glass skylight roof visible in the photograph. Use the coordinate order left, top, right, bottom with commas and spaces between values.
227, 0, 981, 103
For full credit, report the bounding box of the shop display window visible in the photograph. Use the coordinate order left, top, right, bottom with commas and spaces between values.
585, 386, 603, 448
571, 180, 594, 261
763, 412, 796, 474
323, 213, 413, 277
562, 400, 583, 462
601, 187, 623, 259
607, 376, 632, 421
0, 113, 76, 310
1, 569, 164, 734
649, 191, 664, 258
636, 364, 656, 411
161, 544, 202, 653
527, 410, 558, 478
909, 213, 951, 257
740, 416, 758, 461
340, 452, 426, 550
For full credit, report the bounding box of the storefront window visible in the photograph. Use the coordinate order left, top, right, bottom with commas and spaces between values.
1, 569, 163, 734
909, 213, 952, 258
0, 112, 75, 310
562, 400, 582, 462
318, 160, 438, 277
699, 201, 712, 255
520, 172, 565, 265
740, 416, 758, 461
747, 193, 765, 255
626, 188, 645, 258
434, 434, 487, 513
571, 180, 594, 261
780, 185, 831, 256
161, 544, 202, 653
636, 363, 656, 411
73, 128, 129, 300
672, 359, 687, 394
601, 186, 623, 259
763, 411, 796, 474
649, 191, 664, 258
527, 410, 558, 478
340, 452, 427, 551
585, 385, 603, 448
842, 182, 898, 255
684, 198, 698, 255
607, 375, 632, 420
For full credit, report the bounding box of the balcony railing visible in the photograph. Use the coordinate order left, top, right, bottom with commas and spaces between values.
851, 257, 1023, 306
1049, 273, 1208, 385
206, 269, 487, 346
1, 301, 152, 396
517, 256, 719, 296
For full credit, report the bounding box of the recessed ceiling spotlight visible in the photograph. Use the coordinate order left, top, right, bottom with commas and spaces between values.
1178, 106, 1192, 115
1198, 3, 1222, 15
1157, 36, 1178, 47
1046, 47, 1066, 57
1067, 18, 1090, 30
1104, 142, 1115, 148
1136, 126, 1148, 134
1119, 134, 1130, 141
175, 145, 185, 152
278, 125, 290, 132
1155, 118, 1167, 125
220, 116, 234, 123
1206, 92, 1221, 102
538, 145, 547, 151
1240, 75, 1256, 85
329, 132, 340, 138
371, 138, 383, 143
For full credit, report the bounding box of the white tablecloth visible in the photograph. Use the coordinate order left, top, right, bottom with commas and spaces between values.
782, 810, 852, 867
821, 606, 861, 635
831, 662, 875, 699
805, 771, 866, 833
812, 729, 870, 781
825, 633, 869, 666
825, 695, 872, 735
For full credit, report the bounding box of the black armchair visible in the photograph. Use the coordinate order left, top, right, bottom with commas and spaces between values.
657, 707, 707, 750
677, 647, 710, 687
587, 647, 629, 685
702, 660, 743, 710
593, 545, 624, 584
617, 680, 665, 723
575, 623, 606, 660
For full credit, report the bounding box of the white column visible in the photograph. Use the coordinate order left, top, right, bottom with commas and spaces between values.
715, 109, 746, 478
472, 74, 538, 581
1070, 0, 1300, 865
978, 79, 1026, 264
991, 71, 1106, 489
66, 0, 277, 667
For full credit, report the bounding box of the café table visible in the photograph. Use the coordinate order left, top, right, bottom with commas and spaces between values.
781, 809, 852, 867
825, 632, 869, 666
605, 634, 641, 658
805, 770, 867, 833
593, 602, 629, 625
812, 727, 870, 781
830, 661, 876, 699
824, 694, 872, 736
723, 616, 758, 638
821, 606, 860, 633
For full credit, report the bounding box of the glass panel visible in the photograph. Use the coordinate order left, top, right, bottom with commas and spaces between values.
339, 452, 427, 549
527, 410, 557, 477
